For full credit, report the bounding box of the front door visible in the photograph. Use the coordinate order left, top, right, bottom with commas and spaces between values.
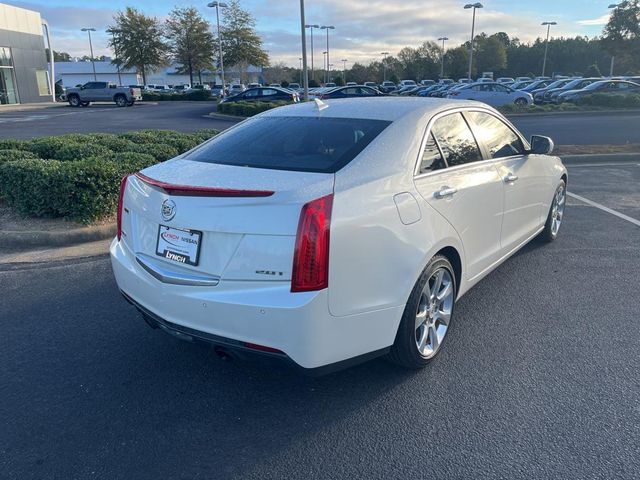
464, 111, 546, 253
413, 112, 504, 281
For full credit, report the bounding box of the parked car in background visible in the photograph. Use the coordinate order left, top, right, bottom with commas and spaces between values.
364, 81, 378, 88
111, 97, 566, 372
476, 78, 493, 83
399, 80, 417, 88
557, 80, 640, 103
440, 79, 455, 85
531, 78, 575, 103
324, 82, 337, 88
518, 79, 554, 92
191, 84, 211, 91
379, 81, 397, 93
220, 86, 299, 103
66, 82, 141, 107
510, 80, 533, 90
420, 80, 436, 86
173, 84, 191, 93
287, 83, 301, 92
417, 85, 445, 97
269, 83, 281, 88
346, 82, 358, 86
458, 78, 473, 84
400, 86, 429, 96
546, 78, 601, 103
247, 82, 261, 89
497, 77, 515, 84
317, 85, 384, 99
229, 84, 246, 95
516, 76, 532, 83
146, 84, 172, 93
448, 82, 533, 107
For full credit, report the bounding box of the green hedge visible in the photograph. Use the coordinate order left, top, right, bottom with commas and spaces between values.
576, 93, 640, 108
0, 129, 219, 223
217, 100, 292, 117
142, 90, 213, 101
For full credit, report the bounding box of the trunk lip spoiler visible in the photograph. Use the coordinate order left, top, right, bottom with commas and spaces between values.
134, 172, 275, 197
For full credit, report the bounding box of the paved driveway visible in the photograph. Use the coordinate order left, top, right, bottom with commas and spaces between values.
1, 159, 639, 479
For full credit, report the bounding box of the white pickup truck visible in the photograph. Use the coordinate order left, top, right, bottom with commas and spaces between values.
65, 82, 142, 107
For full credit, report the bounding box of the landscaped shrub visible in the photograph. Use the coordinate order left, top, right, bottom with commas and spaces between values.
0, 129, 220, 222
142, 90, 214, 101
217, 100, 291, 117
577, 93, 640, 108
53, 143, 112, 161
0, 139, 29, 151
128, 142, 180, 161
0, 149, 39, 164
185, 89, 212, 101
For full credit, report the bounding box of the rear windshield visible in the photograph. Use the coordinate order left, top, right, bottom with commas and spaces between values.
185, 116, 391, 173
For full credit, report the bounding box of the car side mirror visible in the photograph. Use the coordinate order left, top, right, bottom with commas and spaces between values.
530, 135, 554, 155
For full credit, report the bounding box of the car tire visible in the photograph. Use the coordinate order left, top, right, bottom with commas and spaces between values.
388, 255, 457, 369
68, 95, 81, 107
514, 97, 528, 106
80, 102, 90, 107
540, 179, 566, 243
115, 95, 127, 107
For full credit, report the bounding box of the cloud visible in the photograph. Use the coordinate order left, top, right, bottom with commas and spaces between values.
577, 14, 610, 26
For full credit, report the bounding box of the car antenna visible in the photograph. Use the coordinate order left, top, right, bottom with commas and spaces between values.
314, 98, 329, 111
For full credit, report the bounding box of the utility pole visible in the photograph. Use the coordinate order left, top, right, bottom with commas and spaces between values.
81, 28, 97, 81
438, 37, 449, 79
541, 21, 557, 77
464, 3, 483, 80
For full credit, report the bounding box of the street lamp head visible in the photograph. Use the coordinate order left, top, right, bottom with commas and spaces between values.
542, 21, 557, 26
81, 28, 96, 32
207, 2, 228, 7
438, 37, 449, 41
381, 51, 389, 55
305, 24, 320, 28
464, 2, 483, 8
321, 25, 335, 30
608, 3, 619, 7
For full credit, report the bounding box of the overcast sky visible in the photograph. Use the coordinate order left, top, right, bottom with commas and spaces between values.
11, 0, 613, 66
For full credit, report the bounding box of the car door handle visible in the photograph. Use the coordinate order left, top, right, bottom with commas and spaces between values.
504, 173, 519, 183
434, 187, 458, 199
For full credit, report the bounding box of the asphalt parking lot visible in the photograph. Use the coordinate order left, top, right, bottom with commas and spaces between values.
1, 158, 639, 479
1, 101, 640, 145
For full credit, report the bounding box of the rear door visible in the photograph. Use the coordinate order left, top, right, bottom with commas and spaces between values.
413, 111, 504, 280
465, 110, 547, 252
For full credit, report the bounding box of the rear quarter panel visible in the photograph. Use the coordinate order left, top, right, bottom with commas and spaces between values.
328, 115, 464, 318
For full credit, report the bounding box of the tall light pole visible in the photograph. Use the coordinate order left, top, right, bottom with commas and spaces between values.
541, 21, 557, 77
328, 63, 334, 83
341, 59, 347, 83
321, 25, 335, 84
464, 3, 483, 80
322, 51, 327, 83
438, 37, 449, 79
299, 57, 303, 84
81, 28, 97, 81
208, 2, 228, 96
299, 1, 309, 100
305, 24, 319, 83
381, 51, 389, 82
608, 3, 621, 76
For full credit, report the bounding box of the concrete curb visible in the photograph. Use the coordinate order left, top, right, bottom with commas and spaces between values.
204, 112, 247, 121
505, 109, 640, 118
561, 153, 640, 164
0, 223, 116, 249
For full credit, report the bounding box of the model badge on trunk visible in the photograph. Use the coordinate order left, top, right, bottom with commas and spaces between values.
161, 199, 176, 221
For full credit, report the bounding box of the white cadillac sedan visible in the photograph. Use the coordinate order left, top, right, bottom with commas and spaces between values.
111, 97, 567, 374
447, 82, 534, 107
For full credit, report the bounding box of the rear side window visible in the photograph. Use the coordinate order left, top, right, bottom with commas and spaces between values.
465, 112, 525, 159
185, 116, 391, 173
419, 133, 447, 174
430, 113, 483, 167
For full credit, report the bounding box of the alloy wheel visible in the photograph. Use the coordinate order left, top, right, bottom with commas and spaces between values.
551, 184, 566, 235
415, 268, 454, 358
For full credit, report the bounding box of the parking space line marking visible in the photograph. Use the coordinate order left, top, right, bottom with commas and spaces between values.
566, 163, 640, 168
568, 192, 640, 227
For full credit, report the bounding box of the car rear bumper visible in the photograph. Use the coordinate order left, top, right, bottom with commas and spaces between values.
110, 238, 397, 372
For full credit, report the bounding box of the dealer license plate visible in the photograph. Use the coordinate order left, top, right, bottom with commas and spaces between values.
156, 225, 202, 266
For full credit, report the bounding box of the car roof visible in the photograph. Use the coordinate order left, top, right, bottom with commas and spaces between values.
262, 97, 483, 122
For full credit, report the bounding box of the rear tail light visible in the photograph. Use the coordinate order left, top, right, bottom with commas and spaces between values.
291, 194, 333, 292
130, 88, 134, 95
117, 175, 129, 241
